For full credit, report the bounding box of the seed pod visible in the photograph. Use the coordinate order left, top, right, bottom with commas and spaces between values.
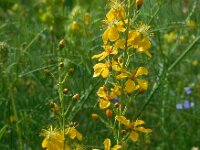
91, 114, 99, 120
136, 0, 143, 9
106, 109, 113, 118
72, 93, 80, 101
63, 88, 69, 94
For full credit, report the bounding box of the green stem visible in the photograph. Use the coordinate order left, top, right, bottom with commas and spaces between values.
10, 85, 23, 150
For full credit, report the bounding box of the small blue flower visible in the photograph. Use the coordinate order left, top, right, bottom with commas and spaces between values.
184, 87, 192, 95
176, 103, 183, 110
183, 100, 190, 109
112, 97, 119, 103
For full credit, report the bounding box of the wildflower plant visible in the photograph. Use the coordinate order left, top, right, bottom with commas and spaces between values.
92, 0, 152, 148
40, 40, 83, 150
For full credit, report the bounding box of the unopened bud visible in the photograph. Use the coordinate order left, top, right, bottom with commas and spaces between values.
59, 62, 64, 68
63, 88, 69, 94
91, 114, 99, 120
136, 0, 143, 9
72, 93, 80, 101
59, 39, 65, 49
106, 109, 113, 118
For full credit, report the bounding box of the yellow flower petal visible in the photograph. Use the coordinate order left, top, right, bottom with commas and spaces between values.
101, 68, 110, 78
130, 131, 139, 142
125, 79, 136, 93
92, 51, 108, 61
137, 79, 148, 91
116, 21, 126, 32
136, 126, 152, 133
108, 26, 119, 42
42, 137, 48, 148
111, 145, 122, 150
102, 29, 109, 44
97, 87, 107, 99
116, 73, 129, 79
112, 58, 122, 72
114, 39, 125, 50
133, 119, 145, 126
99, 99, 110, 109
115, 115, 130, 127
135, 67, 148, 77
66, 128, 83, 141
106, 9, 115, 22
103, 138, 111, 150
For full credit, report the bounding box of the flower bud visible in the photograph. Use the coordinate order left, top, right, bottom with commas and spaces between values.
71, 21, 79, 30
59, 39, 65, 49
136, 0, 143, 9
106, 109, 113, 118
91, 114, 99, 120
59, 62, 64, 68
63, 88, 69, 94
72, 93, 80, 101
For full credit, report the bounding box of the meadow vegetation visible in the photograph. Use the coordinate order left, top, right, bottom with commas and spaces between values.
0, 0, 200, 149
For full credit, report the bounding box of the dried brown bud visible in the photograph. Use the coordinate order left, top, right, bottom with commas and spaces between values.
63, 88, 69, 94
136, 0, 143, 9
114, 102, 120, 108
91, 114, 99, 120
72, 93, 80, 101
106, 109, 113, 118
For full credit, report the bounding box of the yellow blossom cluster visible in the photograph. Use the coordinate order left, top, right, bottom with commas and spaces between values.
92, 0, 152, 146
92, 0, 152, 105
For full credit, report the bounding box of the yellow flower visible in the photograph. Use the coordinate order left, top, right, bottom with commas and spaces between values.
103, 138, 122, 150
128, 30, 152, 58
93, 61, 111, 78
102, 2, 127, 44
66, 127, 83, 141
102, 21, 126, 44
116, 67, 148, 93
97, 84, 121, 109
112, 58, 123, 72
92, 45, 118, 61
115, 116, 152, 142
41, 126, 69, 150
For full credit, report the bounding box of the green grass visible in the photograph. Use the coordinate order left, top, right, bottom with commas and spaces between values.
0, 0, 200, 149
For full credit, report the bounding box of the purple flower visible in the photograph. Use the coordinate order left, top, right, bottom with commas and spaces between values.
184, 87, 192, 95
183, 100, 190, 109
112, 97, 119, 103
176, 103, 183, 110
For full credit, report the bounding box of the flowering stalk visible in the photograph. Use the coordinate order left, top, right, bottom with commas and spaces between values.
41, 40, 83, 150
92, 0, 152, 148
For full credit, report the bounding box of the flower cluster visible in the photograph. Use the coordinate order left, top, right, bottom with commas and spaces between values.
92, 0, 152, 148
